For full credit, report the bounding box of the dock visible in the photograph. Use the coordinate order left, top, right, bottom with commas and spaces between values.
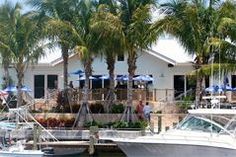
25, 140, 117, 148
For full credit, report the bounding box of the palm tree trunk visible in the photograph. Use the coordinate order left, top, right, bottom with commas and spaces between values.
74, 57, 93, 127
16, 65, 24, 107
61, 45, 70, 113
83, 67, 90, 105
202, 76, 206, 91
106, 55, 115, 111
195, 74, 203, 108
83, 58, 93, 104
3, 63, 10, 88
61, 45, 69, 90
122, 50, 137, 122
127, 51, 137, 107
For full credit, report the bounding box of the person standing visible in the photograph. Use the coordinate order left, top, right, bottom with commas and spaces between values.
143, 102, 152, 122
136, 101, 144, 119
69, 81, 74, 89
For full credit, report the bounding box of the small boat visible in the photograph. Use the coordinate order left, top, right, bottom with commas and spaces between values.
0, 140, 44, 157
42, 147, 86, 157
0, 149, 44, 157
103, 107, 236, 157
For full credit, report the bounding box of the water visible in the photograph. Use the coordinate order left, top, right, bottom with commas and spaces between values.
44, 147, 126, 157
80, 151, 126, 157
51, 148, 126, 157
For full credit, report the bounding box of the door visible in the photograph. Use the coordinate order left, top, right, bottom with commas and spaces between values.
174, 75, 184, 98
34, 75, 45, 98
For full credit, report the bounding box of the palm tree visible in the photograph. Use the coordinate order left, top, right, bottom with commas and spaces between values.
0, 3, 12, 88
154, 0, 236, 106
71, 0, 103, 127
28, 0, 97, 126
90, 1, 125, 111
0, 2, 47, 106
118, 0, 157, 121
28, 0, 76, 90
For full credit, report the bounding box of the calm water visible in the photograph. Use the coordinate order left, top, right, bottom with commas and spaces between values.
80, 151, 126, 157
54, 148, 126, 157
44, 147, 126, 157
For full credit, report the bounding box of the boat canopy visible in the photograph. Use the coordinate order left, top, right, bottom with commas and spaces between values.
188, 109, 236, 115
178, 110, 236, 136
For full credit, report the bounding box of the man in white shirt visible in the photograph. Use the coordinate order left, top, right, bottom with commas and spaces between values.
143, 102, 152, 122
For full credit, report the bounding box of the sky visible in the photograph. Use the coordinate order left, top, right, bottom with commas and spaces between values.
0, 0, 32, 13
0, 0, 193, 63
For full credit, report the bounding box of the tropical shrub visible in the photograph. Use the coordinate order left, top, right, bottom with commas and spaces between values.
177, 95, 194, 113
90, 103, 104, 113
71, 104, 80, 113
36, 117, 75, 128
111, 103, 124, 113
112, 120, 147, 129
129, 121, 148, 129
112, 121, 129, 128
84, 121, 103, 128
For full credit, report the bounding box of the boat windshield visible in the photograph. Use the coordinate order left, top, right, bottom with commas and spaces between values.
177, 115, 223, 133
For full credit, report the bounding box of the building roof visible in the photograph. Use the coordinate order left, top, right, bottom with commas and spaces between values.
150, 37, 195, 64
38, 46, 62, 64
38, 37, 195, 65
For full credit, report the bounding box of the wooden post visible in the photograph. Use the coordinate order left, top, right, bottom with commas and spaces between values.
33, 124, 37, 150
158, 115, 162, 133
166, 89, 168, 101
33, 125, 42, 150
89, 126, 99, 157
37, 125, 42, 150
154, 89, 157, 101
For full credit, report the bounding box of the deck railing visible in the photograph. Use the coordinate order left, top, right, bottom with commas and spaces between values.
46, 88, 176, 103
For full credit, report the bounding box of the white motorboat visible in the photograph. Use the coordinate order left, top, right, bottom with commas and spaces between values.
0, 150, 44, 157
0, 141, 44, 157
106, 108, 236, 157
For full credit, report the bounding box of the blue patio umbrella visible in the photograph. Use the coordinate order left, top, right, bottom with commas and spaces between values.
221, 84, 233, 91
116, 75, 129, 81
21, 86, 32, 92
0, 90, 8, 96
205, 85, 225, 93
99, 75, 110, 88
99, 75, 109, 80
69, 69, 84, 76
3, 85, 17, 92
77, 75, 97, 81
133, 75, 154, 82
205, 86, 216, 93
215, 85, 223, 93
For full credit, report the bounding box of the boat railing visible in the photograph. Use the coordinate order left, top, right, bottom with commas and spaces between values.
9, 107, 58, 142
222, 115, 236, 138
160, 131, 235, 145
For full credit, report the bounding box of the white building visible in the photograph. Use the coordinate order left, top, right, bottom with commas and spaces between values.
0, 38, 198, 101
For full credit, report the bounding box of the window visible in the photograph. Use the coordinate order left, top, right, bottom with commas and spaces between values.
117, 54, 124, 61
232, 75, 236, 88
174, 75, 184, 97
187, 76, 196, 90
205, 75, 209, 88
47, 75, 58, 89
178, 116, 222, 133
34, 75, 44, 98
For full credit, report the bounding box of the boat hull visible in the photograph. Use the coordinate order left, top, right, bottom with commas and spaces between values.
0, 150, 44, 157
116, 142, 236, 157
43, 147, 86, 156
